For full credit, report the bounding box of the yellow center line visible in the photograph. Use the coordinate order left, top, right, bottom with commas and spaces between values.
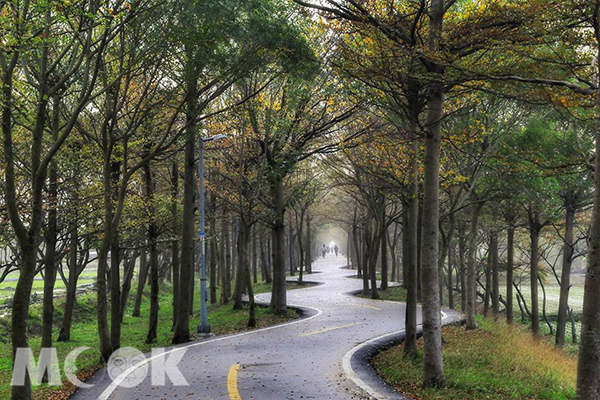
299, 322, 361, 337
227, 363, 242, 400
358, 304, 381, 311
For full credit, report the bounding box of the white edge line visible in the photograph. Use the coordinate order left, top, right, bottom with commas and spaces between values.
98, 303, 324, 400
341, 311, 448, 400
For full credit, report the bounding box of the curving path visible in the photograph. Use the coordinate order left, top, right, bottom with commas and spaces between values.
72, 255, 439, 400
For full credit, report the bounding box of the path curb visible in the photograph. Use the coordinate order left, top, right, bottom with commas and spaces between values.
342, 293, 465, 400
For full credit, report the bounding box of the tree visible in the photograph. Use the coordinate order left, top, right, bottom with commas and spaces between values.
1, 0, 122, 396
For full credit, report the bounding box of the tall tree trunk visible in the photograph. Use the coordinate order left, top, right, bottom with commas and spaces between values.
297, 212, 305, 284
270, 177, 287, 314
575, 29, 600, 400
484, 238, 492, 316
6, 31, 55, 396
439, 233, 446, 308
289, 222, 295, 276
97, 167, 114, 361
171, 161, 180, 326
58, 223, 79, 342
189, 243, 195, 315
402, 208, 409, 289
529, 208, 542, 337
362, 225, 371, 295
232, 218, 238, 278
347, 230, 352, 267
305, 213, 312, 274
173, 124, 196, 344
110, 159, 122, 351
448, 244, 454, 310
404, 121, 420, 357
220, 213, 230, 304
506, 225, 515, 324
11, 249, 37, 399
145, 162, 159, 344
381, 211, 388, 291
209, 185, 218, 305
466, 202, 484, 329
417, 201, 423, 301
389, 227, 397, 283
119, 252, 138, 321
233, 219, 251, 310
260, 236, 271, 283
369, 216, 381, 300
239, 220, 256, 327
252, 226, 258, 284
225, 216, 233, 291
491, 232, 500, 316
557, 201, 575, 346
132, 240, 148, 317
420, 0, 446, 377
41, 97, 59, 357
577, 42, 600, 396
459, 224, 467, 312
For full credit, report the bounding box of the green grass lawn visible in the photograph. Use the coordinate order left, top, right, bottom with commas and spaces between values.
0, 278, 304, 399
357, 285, 408, 302
374, 317, 577, 400
0, 272, 97, 303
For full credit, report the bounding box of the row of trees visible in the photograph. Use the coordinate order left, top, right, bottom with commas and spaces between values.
3, 0, 600, 399
0, 1, 363, 398
291, 0, 600, 398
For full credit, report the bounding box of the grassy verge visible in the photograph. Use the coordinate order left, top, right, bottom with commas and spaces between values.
357, 286, 407, 302
373, 317, 577, 400
0, 279, 307, 399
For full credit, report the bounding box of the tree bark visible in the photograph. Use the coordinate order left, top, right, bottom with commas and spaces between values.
171, 161, 180, 325
144, 162, 159, 344
252, 226, 258, 284
110, 159, 122, 351
270, 177, 287, 314
297, 211, 306, 284
369, 216, 381, 300
576, 52, 600, 394
209, 184, 218, 305
119, 252, 137, 321
556, 202, 575, 346
173, 127, 196, 344
288, 222, 295, 276
362, 223, 371, 295
491, 232, 500, 316
132, 241, 148, 317
459, 224, 467, 313
420, 9, 445, 380
404, 102, 421, 357
225, 216, 233, 291
506, 223, 515, 324
220, 213, 230, 304
466, 202, 484, 329
528, 208, 542, 337
417, 201, 423, 301
448, 244, 454, 310
402, 208, 409, 289
484, 237, 492, 316
234, 220, 252, 310
306, 213, 312, 274
381, 211, 388, 291
58, 223, 79, 342
41, 97, 59, 355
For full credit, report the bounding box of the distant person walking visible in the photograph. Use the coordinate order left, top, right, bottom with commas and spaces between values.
321, 244, 327, 258
334, 244, 339, 256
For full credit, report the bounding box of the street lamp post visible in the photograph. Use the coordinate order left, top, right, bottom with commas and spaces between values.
198, 134, 227, 335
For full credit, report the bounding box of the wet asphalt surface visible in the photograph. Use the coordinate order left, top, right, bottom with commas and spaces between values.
71, 255, 421, 400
